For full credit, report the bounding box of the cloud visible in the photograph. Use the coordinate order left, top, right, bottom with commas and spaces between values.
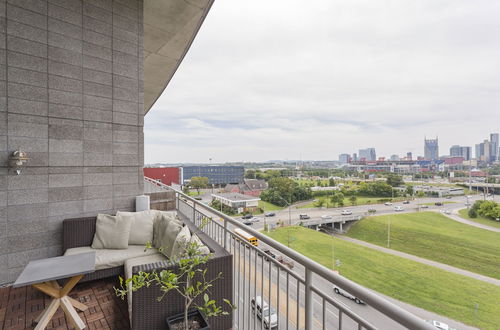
145, 0, 500, 163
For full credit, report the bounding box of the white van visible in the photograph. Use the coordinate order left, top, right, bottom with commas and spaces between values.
251, 296, 278, 329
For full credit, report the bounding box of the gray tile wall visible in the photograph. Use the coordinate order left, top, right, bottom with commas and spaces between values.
0, 0, 144, 284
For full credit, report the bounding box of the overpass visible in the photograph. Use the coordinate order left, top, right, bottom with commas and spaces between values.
302, 215, 363, 232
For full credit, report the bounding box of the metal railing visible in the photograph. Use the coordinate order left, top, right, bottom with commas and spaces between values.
144, 177, 436, 330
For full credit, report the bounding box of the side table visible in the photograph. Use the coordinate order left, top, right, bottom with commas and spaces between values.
13, 252, 95, 330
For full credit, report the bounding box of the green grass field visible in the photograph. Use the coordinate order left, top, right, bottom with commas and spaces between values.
346, 212, 500, 279
298, 196, 408, 209
258, 200, 284, 211
458, 208, 500, 229
265, 226, 500, 329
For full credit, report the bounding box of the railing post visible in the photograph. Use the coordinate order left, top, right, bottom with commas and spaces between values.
192, 202, 196, 223
223, 218, 228, 250
305, 267, 313, 330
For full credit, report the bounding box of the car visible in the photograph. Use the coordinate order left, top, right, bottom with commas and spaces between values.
242, 219, 253, 226
394, 206, 404, 212
333, 286, 365, 305
441, 209, 451, 215
445, 196, 452, 199
251, 296, 278, 329
265, 212, 275, 217
321, 215, 333, 220
435, 202, 443, 206
420, 204, 429, 208
367, 208, 377, 213
299, 214, 310, 220
464, 202, 471, 206
402, 200, 410, 204
263, 249, 276, 260
242, 214, 253, 220
425, 320, 456, 330
384, 202, 393, 206
250, 217, 261, 223
341, 210, 352, 215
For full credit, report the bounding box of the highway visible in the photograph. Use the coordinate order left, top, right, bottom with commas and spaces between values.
191, 194, 483, 329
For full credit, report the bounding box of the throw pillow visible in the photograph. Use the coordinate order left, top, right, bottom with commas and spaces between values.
153, 211, 180, 248
116, 210, 155, 245
190, 234, 211, 255
157, 220, 183, 257
91, 214, 132, 249
170, 225, 192, 260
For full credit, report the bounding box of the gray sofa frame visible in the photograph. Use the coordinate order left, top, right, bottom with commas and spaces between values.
62, 216, 233, 330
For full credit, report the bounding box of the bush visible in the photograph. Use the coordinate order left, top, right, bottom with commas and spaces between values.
468, 208, 477, 218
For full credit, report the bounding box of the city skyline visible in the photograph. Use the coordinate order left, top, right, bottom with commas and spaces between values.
145, 0, 500, 163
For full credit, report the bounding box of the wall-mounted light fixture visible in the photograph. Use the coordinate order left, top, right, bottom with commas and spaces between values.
9, 150, 29, 175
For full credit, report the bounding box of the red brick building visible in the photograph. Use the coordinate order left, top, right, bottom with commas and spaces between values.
143, 167, 181, 185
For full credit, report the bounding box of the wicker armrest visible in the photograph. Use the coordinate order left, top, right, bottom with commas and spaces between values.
62, 217, 97, 252
130, 219, 233, 330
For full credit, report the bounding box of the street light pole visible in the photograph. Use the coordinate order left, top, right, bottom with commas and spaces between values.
387, 216, 391, 248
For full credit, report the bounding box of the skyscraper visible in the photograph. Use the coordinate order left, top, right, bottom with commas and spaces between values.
359, 148, 376, 161
450, 145, 461, 157
424, 138, 439, 161
450, 145, 471, 160
460, 146, 471, 161
338, 154, 351, 164
490, 133, 499, 161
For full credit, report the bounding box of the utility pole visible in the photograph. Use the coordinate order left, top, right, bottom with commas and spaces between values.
387, 216, 391, 248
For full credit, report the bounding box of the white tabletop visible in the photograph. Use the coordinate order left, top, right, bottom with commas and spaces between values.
13, 252, 95, 288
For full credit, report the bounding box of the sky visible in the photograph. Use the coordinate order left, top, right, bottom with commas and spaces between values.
145, 0, 500, 164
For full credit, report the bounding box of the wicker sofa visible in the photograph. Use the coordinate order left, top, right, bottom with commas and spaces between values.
62, 214, 233, 330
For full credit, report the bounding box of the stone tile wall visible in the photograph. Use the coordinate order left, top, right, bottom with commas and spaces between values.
0, 0, 144, 284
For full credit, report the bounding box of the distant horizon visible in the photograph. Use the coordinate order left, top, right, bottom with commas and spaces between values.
145, 0, 500, 163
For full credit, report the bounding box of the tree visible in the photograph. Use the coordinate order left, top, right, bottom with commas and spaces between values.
477, 201, 500, 219
328, 178, 335, 186
314, 199, 325, 208
386, 174, 404, 187
405, 185, 414, 196
349, 195, 357, 206
260, 177, 312, 206
245, 169, 256, 179
190, 176, 209, 193
330, 192, 344, 208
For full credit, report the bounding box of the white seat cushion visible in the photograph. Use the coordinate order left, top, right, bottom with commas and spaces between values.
124, 254, 169, 324
64, 245, 160, 270
116, 210, 157, 245
91, 213, 132, 249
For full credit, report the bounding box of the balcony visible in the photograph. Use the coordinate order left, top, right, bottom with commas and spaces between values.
0, 179, 436, 330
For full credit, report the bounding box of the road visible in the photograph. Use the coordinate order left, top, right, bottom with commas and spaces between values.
231, 240, 477, 330
189, 194, 485, 329
233, 195, 484, 330
254, 195, 484, 232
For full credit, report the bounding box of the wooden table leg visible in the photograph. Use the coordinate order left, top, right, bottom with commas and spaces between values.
67, 296, 89, 312
32, 275, 87, 329
34, 298, 60, 330
61, 296, 86, 330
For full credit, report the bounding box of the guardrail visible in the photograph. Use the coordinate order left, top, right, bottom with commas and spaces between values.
144, 177, 436, 330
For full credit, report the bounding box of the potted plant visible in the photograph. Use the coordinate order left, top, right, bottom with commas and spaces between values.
115, 241, 234, 330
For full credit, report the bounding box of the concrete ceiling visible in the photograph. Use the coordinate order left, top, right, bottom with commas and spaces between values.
143, 0, 214, 114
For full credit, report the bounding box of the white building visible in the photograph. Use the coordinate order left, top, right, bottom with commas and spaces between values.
211, 193, 261, 213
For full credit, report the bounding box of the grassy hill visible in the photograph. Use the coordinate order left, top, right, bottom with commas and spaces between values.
458, 208, 500, 229
346, 212, 500, 279
265, 226, 500, 329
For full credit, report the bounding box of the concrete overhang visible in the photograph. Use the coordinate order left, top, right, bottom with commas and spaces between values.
144, 0, 214, 114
